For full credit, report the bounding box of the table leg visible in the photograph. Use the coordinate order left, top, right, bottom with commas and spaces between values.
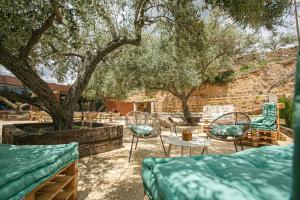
167, 144, 172, 157
189, 147, 192, 156
181, 146, 184, 156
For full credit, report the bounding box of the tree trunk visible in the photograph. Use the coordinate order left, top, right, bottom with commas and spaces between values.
52, 112, 74, 130
180, 96, 192, 123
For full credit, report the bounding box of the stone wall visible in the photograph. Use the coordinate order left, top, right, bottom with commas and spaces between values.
151, 47, 296, 113
2, 122, 123, 158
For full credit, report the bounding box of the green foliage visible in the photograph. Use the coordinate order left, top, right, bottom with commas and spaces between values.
83, 64, 137, 101
240, 65, 251, 72
258, 60, 268, 68
263, 32, 298, 51
212, 69, 235, 84
278, 96, 294, 128
0, 0, 138, 81
205, 0, 292, 30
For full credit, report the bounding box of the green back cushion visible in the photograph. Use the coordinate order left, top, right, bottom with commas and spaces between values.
251, 103, 277, 130
211, 124, 243, 136
128, 124, 154, 136
262, 103, 277, 125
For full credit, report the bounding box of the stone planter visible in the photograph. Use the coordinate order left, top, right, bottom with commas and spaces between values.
2, 122, 123, 158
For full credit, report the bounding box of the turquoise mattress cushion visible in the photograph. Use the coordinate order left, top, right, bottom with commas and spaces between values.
211, 124, 243, 136
142, 144, 293, 200
0, 142, 79, 200
128, 124, 154, 136
251, 103, 277, 130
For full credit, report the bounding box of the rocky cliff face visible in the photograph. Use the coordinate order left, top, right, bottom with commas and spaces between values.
151, 47, 297, 113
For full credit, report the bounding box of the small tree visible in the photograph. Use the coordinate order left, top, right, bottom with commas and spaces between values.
142, 20, 252, 122
105, 15, 257, 122
263, 32, 298, 51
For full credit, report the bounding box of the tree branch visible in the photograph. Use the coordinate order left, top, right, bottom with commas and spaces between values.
166, 88, 178, 97
165, 82, 181, 97
20, 13, 56, 58
0, 90, 44, 109
63, 0, 150, 109
144, 4, 166, 12
0, 96, 17, 110
95, 4, 118, 39
145, 15, 175, 24
19, 0, 63, 58
0, 44, 63, 115
186, 86, 197, 98
205, 52, 225, 68
61, 53, 85, 61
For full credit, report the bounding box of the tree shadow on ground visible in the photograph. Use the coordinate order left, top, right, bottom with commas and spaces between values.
77, 127, 252, 200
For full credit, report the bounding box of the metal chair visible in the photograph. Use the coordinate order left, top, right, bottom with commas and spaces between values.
153, 113, 177, 136
207, 112, 251, 152
125, 111, 167, 162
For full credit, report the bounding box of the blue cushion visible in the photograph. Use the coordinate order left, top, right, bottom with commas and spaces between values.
142, 144, 293, 200
0, 143, 79, 200
128, 124, 154, 136
211, 124, 243, 136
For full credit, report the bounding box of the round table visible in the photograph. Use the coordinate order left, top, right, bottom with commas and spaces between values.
165, 136, 211, 157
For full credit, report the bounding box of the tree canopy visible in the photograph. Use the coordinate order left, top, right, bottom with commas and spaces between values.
94, 10, 255, 121
0, 0, 292, 129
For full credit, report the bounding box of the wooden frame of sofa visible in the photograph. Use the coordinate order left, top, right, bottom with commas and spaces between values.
24, 162, 78, 200
243, 103, 286, 147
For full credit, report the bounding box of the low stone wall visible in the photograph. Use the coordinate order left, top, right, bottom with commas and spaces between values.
2, 122, 123, 158
279, 125, 294, 139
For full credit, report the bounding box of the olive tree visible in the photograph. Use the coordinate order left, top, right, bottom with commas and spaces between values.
109, 20, 254, 122
0, 0, 151, 130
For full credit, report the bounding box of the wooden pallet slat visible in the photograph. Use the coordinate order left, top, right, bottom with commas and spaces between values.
25, 162, 78, 200
54, 190, 74, 200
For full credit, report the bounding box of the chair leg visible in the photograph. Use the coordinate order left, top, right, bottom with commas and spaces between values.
234, 141, 238, 152
174, 126, 177, 136
135, 138, 139, 150
159, 134, 167, 157
201, 147, 205, 155
170, 127, 172, 136
129, 135, 135, 162
240, 139, 244, 151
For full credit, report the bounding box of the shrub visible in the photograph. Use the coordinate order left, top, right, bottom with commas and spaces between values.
278, 96, 294, 128
213, 69, 235, 83
240, 65, 252, 73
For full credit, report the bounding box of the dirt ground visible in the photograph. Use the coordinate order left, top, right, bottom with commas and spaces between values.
76, 126, 252, 200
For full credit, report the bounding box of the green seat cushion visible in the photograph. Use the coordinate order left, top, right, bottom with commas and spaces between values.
128, 124, 154, 136
0, 143, 79, 200
211, 124, 243, 136
142, 145, 293, 200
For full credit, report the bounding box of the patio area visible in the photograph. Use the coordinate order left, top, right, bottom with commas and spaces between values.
1, 119, 280, 200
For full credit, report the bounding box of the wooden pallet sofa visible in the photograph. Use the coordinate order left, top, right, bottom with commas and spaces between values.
243, 102, 285, 147
0, 143, 79, 200
142, 144, 292, 200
